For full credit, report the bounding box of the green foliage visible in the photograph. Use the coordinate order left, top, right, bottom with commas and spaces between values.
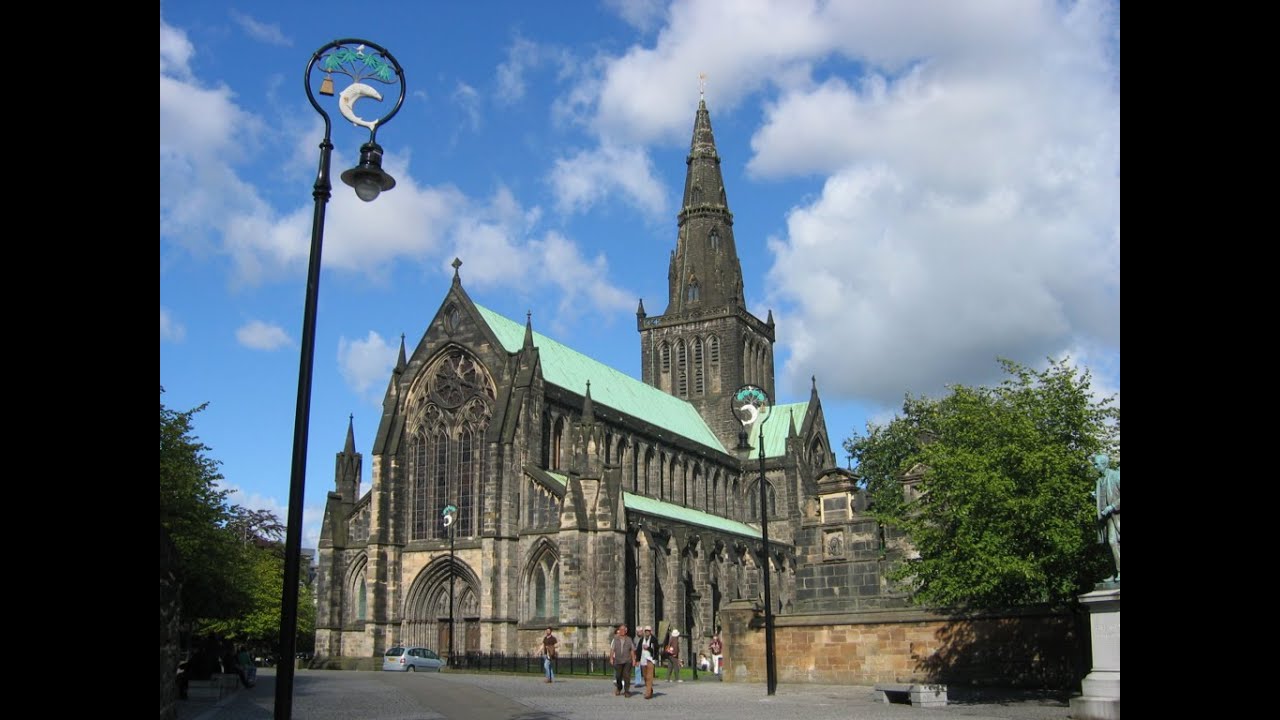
200, 538, 315, 655
161, 388, 315, 654
160, 387, 250, 619
845, 359, 1118, 609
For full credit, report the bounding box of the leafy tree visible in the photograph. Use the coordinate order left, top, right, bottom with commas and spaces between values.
160, 387, 250, 620
201, 506, 315, 655
845, 359, 1118, 609
200, 540, 315, 655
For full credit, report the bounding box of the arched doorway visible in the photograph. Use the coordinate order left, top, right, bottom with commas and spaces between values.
402, 557, 481, 660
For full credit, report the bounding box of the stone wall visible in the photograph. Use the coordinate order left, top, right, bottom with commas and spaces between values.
720, 600, 1083, 690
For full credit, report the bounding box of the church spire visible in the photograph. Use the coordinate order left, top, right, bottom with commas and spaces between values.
395, 334, 407, 374
581, 380, 595, 425
523, 311, 535, 350
667, 96, 745, 314
344, 413, 356, 453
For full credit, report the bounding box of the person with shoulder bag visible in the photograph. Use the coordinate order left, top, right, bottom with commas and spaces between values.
664, 628, 682, 683
636, 625, 659, 699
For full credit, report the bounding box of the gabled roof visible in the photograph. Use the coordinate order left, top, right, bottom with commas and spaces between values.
541, 471, 763, 541
744, 401, 808, 459
475, 304, 726, 453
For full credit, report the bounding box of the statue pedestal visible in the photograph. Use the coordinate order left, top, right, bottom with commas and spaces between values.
1070, 585, 1119, 720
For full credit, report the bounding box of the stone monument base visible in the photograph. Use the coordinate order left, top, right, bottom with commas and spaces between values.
1070, 695, 1120, 720
1069, 585, 1119, 720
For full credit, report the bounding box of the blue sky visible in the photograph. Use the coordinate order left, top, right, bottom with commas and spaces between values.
160, 0, 1120, 553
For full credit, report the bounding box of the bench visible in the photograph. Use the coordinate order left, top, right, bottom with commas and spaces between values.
874, 683, 948, 708
186, 673, 241, 701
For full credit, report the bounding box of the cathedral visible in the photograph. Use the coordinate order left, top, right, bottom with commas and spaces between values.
315, 98, 886, 662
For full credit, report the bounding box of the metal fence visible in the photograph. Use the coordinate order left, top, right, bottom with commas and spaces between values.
449, 651, 614, 677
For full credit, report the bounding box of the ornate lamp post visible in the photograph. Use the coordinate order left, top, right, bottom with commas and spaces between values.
732, 385, 777, 696
442, 503, 458, 668
276, 39, 405, 720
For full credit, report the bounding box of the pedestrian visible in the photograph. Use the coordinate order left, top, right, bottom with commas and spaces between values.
609, 623, 637, 697
663, 628, 682, 682
540, 627, 558, 683
709, 633, 723, 675
636, 625, 659, 699
236, 646, 257, 687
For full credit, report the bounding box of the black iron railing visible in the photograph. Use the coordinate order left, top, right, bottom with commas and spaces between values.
449, 651, 615, 677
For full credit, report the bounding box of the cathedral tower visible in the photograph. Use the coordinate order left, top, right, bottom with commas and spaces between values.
639, 97, 776, 449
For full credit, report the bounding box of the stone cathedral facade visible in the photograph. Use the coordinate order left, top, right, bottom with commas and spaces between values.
315, 99, 905, 662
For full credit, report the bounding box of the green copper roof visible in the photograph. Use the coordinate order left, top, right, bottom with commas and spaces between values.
541, 471, 762, 541
743, 402, 808, 459
623, 491, 763, 540
475, 304, 726, 453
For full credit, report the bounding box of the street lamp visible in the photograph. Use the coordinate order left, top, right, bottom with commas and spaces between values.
732, 385, 777, 696
442, 504, 458, 668
276, 39, 405, 720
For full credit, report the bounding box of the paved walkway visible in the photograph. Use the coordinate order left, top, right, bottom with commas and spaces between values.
177, 668, 1075, 720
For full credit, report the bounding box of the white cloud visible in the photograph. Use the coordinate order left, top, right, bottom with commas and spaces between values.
453, 82, 482, 131
161, 307, 186, 342
160, 16, 194, 79
160, 23, 460, 287
224, 139, 467, 284
590, 0, 833, 145
444, 188, 634, 322
549, 143, 667, 217
338, 331, 397, 404
533, 231, 634, 321
160, 17, 270, 261
604, 0, 668, 32
572, 0, 1118, 407
236, 320, 293, 351
756, 2, 1118, 405
230, 10, 291, 46
496, 37, 540, 105
159, 25, 633, 322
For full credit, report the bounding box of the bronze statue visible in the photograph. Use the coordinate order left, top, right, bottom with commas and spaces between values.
1092, 453, 1120, 583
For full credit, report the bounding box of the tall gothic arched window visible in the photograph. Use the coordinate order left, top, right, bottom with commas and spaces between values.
674, 457, 684, 504
709, 229, 719, 250
686, 279, 701, 302
412, 432, 430, 539
691, 466, 701, 510
459, 428, 476, 536
431, 430, 448, 538
644, 448, 655, 495
552, 416, 565, 470
357, 578, 367, 620
409, 350, 495, 541
747, 480, 777, 519
659, 452, 667, 500
527, 548, 560, 621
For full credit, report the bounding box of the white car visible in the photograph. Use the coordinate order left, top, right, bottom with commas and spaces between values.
382, 646, 444, 672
